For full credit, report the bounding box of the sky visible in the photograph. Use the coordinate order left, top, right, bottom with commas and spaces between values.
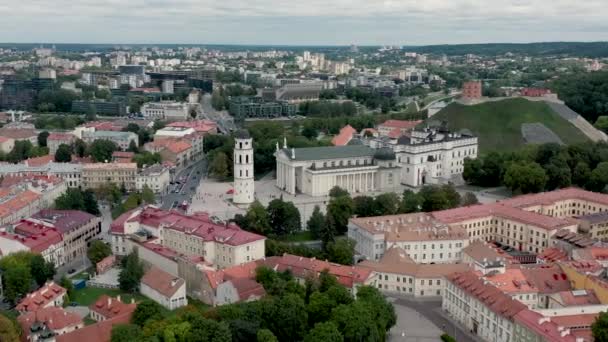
1, 0, 608, 45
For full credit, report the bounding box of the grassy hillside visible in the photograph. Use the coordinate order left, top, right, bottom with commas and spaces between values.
428, 98, 589, 153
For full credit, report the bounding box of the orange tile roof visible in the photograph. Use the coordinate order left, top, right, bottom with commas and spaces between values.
25, 155, 54, 167
501, 187, 608, 208
0, 190, 41, 221
18, 306, 82, 333
514, 309, 579, 342
16, 282, 66, 312
56, 309, 134, 342
380, 120, 422, 130
482, 268, 538, 295
89, 295, 136, 320
331, 125, 357, 146
141, 266, 185, 298
166, 140, 191, 154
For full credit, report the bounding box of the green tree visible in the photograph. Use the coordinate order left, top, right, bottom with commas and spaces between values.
243, 200, 271, 235
503, 162, 548, 194
306, 205, 325, 239
544, 159, 572, 190
86, 103, 97, 121
59, 275, 75, 298
87, 240, 112, 265
267, 198, 301, 236
7, 140, 35, 163
399, 190, 421, 213
418, 185, 451, 212
356, 286, 397, 340
83, 189, 101, 215
301, 126, 319, 140
329, 186, 349, 198
257, 329, 278, 342
325, 239, 355, 265
37, 131, 50, 147
118, 249, 145, 292
141, 185, 156, 204
573, 162, 592, 187
55, 188, 100, 215
132, 300, 163, 326
3, 263, 32, 302
269, 294, 308, 342
54, 144, 72, 162
321, 214, 337, 251
593, 311, 608, 342
122, 123, 141, 134
111, 324, 142, 342
305, 322, 344, 342
353, 196, 376, 217
30, 254, 55, 287
0, 313, 20, 342
331, 302, 381, 342
595, 116, 608, 133
73, 138, 87, 158
127, 140, 139, 153
88, 139, 118, 162
373, 193, 400, 216
133, 151, 161, 168
326, 195, 354, 234
589, 162, 608, 192
183, 313, 232, 342
210, 152, 230, 180
461, 192, 479, 206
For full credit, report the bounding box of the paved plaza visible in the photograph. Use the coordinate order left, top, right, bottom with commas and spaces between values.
388, 301, 443, 342
189, 172, 509, 226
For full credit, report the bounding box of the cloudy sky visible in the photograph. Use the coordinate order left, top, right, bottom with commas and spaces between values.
1, 0, 608, 45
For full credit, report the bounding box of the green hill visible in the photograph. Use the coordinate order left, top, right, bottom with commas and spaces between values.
428, 98, 589, 153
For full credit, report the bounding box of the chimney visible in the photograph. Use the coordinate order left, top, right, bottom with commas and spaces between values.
291, 148, 295, 159
283, 137, 287, 149
107, 297, 111, 307
117, 295, 121, 303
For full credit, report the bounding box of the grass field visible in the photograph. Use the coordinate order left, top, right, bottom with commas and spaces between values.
429, 98, 589, 153
71, 287, 147, 306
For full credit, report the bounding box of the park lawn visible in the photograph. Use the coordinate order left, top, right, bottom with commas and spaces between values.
70, 286, 147, 306
428, 98, 589, 153
277, 231, 315, 242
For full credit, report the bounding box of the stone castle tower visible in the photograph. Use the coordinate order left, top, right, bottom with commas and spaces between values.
233, 130, 255, 206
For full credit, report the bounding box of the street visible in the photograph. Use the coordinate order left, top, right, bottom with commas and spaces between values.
200, 93, 237, 133
160, 157, 208, 210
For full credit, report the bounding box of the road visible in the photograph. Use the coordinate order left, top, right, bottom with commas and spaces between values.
160, 158, 208, 210
200, 93, 237, 134
391, 296, 484, 342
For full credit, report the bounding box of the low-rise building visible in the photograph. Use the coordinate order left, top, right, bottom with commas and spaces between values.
16, 282, 67, 313
167, 120, 218, 135
0, 136, 14, 153
141, 101, 189, 121
0, 127, 37, 145
349, 213, 469, 263
89, 295, 136, 322
82, 162, 137, 191
359, 247, 469, 298
377, 120, 422, 137
47, 133, 76, 155
18, 307, 83, 342
140, 266, 187, 310
110, 206, 266, 269
82, 130, 138, 151
0, 161, 82, 188
136, 164, 171, 194
159, 141, 192, 169
0, 228, 64, 265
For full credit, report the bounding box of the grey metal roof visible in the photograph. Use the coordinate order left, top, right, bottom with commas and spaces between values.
283, 145, 375, 161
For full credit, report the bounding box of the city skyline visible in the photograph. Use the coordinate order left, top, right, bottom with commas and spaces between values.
2, 0, 608, 45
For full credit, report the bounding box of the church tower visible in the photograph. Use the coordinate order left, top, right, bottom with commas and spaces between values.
233, 130, 255, 206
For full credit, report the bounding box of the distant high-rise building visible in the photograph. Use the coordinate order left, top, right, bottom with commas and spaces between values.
161, 80, 174, 94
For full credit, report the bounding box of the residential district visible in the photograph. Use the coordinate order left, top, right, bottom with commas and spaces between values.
0, 43, 606, 342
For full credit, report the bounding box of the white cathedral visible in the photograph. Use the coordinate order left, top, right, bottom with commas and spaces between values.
233, 130, 255, 206
275, 125, 478, 197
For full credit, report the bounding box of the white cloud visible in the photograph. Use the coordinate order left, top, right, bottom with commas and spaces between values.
0, 0, 607, 44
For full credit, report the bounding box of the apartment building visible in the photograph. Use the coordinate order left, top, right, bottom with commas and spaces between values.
348, 213, 469, 263
82, 162, 137, 191
47, 132, 76, 155
18, 210, 102, 264
110, 206, 266, 269
0, 161, 83, 188
136, 164, 171, 194
82, 130, 138, 151
359, 247, 469, 298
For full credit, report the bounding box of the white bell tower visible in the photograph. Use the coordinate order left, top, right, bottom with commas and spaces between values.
233, 130, 255, 206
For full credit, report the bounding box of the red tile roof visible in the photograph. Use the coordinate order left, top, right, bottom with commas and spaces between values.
387, 127, 402, 139
112, 151, 135, 159
89, 295, 136, 320
141, 266, 185, 298
379, 120, 422, 130
18, 306, 82, 333
501, 187, 608, 208
331, 125, 357, 146
261, 254, 374, 288
554, 290, 600, 307
16, 282, 66, 312
447, 271, 527, 319
24, 155, 54, 167
537, 247, 569, 263
230, 278, 266, 301
165, 140, 191, 154
56, 308, 134, 342
48, 133, 75, 141
204, 260, 260, 289
514, 309, 579, 342
520, 265, 572, 294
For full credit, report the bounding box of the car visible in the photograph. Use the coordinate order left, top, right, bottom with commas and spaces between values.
70, 302, 78, 307
172, 201, 178, 208
68, 268, 76, 274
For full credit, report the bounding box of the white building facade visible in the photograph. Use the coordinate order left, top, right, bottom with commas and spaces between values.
141, 101, 189, 121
